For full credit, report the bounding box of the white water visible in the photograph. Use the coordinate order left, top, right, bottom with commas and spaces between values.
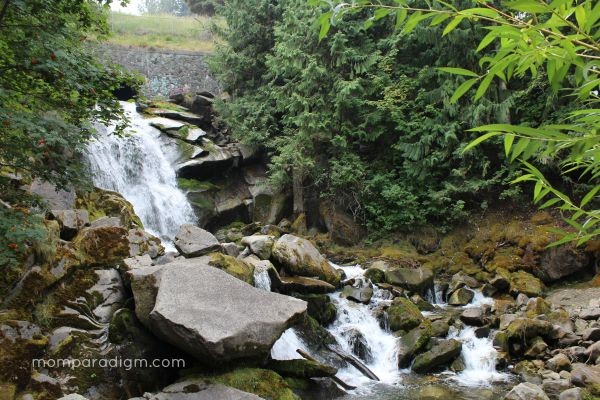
327, 264, 401, 387
271, 328, 309, 360
448, 326, 509, 386
86, 101, 197, 249
253, 266, 272, 291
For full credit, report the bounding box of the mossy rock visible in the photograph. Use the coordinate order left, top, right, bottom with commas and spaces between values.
388, 297, 424, 332
207, 252, 255, 284
292, 294, 336, 326
397, 320, 433, 368
510, 271, 545, 297
208, 368, 300, 400
72, 226, 131, 266
76, 188, 143, 229
267, 359, 337, 379
0, 320, 48, 385
364, 267, 385, 283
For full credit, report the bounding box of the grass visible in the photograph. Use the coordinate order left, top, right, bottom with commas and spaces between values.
104, 12, 217, 52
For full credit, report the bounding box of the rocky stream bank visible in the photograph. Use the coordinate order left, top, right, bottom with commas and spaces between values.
1, 94, 600, 400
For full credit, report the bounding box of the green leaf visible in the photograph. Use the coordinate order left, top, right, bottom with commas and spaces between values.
504, 134, 515, 158
539, 197, 561, 209
395, 9, 408, 30
443, 16, 465, 36
476, 31, 498, 52
438, 67, 479, 77
580, 185, 600, 207
462, 132, 500, 153
450, 78, 477, 103
474, 73, 494, 100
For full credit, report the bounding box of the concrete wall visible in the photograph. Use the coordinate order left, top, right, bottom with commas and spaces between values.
96, 44, 221, 97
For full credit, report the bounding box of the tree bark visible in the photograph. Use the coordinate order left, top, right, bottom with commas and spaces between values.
292, 167, 305, 216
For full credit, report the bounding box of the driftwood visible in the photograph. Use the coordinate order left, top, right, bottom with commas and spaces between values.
295, 349, 356, 391
325, 344, 380, 381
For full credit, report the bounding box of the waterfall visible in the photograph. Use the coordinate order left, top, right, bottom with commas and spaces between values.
271, 328, 309, 360
448, 326, 509, 386
327, 264, 400, 387
86, 101, 197, 250
253, 266, 272, 291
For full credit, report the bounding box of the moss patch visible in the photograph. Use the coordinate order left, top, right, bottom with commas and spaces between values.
177, 178, 219, 192
208, 252, 254, 284
208, 368, 299, 400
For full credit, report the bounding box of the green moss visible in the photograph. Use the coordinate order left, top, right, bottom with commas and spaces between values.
208, 252, 254, 284
209, 368, 299, 400
147, 100, 187, 112
76, 188, 143, 229
388, 297, 423, 332
177, 178, 219, 192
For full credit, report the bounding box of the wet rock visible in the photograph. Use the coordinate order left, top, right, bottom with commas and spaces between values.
515, 360, 544, 384
547, 354, 571, 372
411, 294, 434, 311
526, 297, 551, 316
271, 234, 340, 285
558, 387, 584, 400
174, 224, 221, 257
135, 260, 306, 363
177, 143, 236, 180
581, 308, 600, 320
341, 285, 373, 304
342, 328, 373, 363
411, 338, 462, 373
58, 395, 88, 400
388, 297, 424, 331
241, 235, 274, 260
504, 382, 549, 400
278, 276, 336, 294
49, 209, 90, 240
397, 322, 432, 368
450, 356, 466, 373
448, 288, 474, 306
460, 307, 485, 326
384, 267, 434, 295
431, 319, 450, 338
449, 272, 479, 294
494, 331, 510, 353
293, 294, 336, 326
475, 326, 491, 338
510, 271, 545, 297
482, 283, 498, 297
87, 269, 125, 323
267, 359, 337, 378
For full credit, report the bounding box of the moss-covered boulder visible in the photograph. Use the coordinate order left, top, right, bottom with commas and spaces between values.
364, 267, 385, 283
412, 339, 462, 373
448, 288, 474, 306
272, 234, 341, 286
388, 297, 424, 332
75, 188, 143, 229
207, 368, 300, 400
506, 318, 553, 341
397, 320, 432, 368
510, 271, 545, 297
293, 294, 337, 326
267, 359, 337, 379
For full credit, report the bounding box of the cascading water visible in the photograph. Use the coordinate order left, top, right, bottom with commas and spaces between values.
327, 265, 400, 387
448, 326, 509, 386
86, 101, 197, 249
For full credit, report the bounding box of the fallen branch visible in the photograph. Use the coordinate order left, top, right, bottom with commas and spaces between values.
325, 344, 380, 381
295, 349, 356, 391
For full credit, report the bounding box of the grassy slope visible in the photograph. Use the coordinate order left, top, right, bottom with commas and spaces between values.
104, 12, 216, 52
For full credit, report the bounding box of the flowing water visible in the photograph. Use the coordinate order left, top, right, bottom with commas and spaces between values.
89, 104, 512, 398
86, 101, 197, 249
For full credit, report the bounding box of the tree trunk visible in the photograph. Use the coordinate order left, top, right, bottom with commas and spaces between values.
292, 167, 305, 216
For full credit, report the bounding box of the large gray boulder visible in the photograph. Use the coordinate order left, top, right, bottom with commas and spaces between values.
174, 224, 221, 258
411, 339, 462, 373
131, 380, 264, 400
384, 267, 434, 295
130, 259, 307, 363
49, 209, 89, 240
271, 234, 340, 286
241, 235, 274, 260
504, 383, 550, 400
570, 363, 600, 389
